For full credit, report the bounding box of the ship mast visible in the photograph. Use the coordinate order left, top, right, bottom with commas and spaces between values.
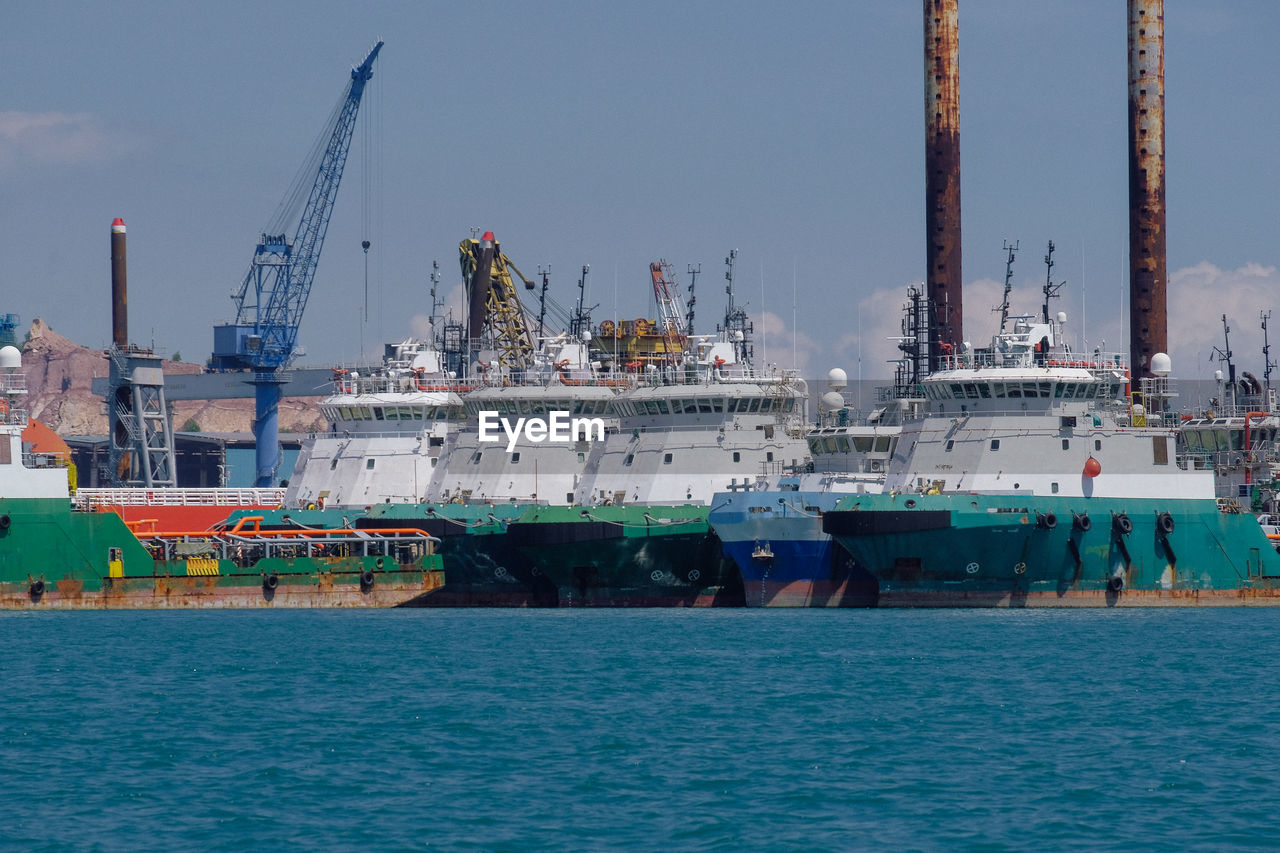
994, 240, 1018, 333
1262, 310, 1275, 394
1212, 314, 1237, 414
718, 249, 754, 367
1042, 240, 1065, 325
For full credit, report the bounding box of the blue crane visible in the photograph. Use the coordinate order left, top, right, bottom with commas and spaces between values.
212, 42, 382, 486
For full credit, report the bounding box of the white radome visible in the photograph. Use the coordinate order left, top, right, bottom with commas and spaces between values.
0, 345, 20, 370
826, 367, 848, 390
1150, 352, 1172, 376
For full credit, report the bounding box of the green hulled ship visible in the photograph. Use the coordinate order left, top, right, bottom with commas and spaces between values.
504, 504, 743, 606
822, 312, 1280, 606
0, 346, 444, 608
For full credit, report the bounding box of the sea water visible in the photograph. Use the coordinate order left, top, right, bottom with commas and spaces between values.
3, 609, 1279, 850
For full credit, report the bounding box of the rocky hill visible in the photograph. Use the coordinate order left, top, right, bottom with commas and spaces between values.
20, 319, 327, 436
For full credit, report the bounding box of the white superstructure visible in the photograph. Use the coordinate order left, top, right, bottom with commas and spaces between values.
886, 315, 1212, 500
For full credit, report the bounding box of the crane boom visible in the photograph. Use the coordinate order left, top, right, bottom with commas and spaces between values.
213, 41, 382, 371
210, 41, 382, 486
459, 233, 536, 374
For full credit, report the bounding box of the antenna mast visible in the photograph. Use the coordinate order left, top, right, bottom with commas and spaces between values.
1263, 311, 1275, 394
686, 263, 700, 337
428, 260, 441, 334
535, 265, 551, 339
995, 240, 1018, 333
1042, 240, 1065, 324
1211, 314, 1237, 413
570, 265, 596, 341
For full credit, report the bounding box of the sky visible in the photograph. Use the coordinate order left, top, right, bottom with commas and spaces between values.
3, 1, 1279, 385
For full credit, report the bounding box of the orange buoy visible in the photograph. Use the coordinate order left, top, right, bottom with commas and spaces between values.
1083, 457, 1102, 478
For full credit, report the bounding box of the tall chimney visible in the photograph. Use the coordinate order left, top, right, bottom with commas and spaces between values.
468, 231, 496, 342
924, 0, 962, 365
1128, 0, 1166, 376
110, 217, 128, 349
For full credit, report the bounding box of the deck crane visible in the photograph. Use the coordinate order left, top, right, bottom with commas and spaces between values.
649, 260, 688, 368
459, 232, 537, 376
211, 42, 382, 486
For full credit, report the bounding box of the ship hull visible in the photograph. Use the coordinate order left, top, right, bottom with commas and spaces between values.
824, 493, 1280, 607
0, 498, 444, 609
505, 506, 745, 607
710, 491, 876, 607
358, 505, 554, 606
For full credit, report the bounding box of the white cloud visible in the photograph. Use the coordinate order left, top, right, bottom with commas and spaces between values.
1168, 261, 1280, 379
0, 111, 141, 172
753, 310, 820, 372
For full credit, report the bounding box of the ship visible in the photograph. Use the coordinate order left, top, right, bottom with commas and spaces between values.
708, 286, 930, 606
0, 345, 445, 608
494, 257, 810, 605
820, 307, 1280, 606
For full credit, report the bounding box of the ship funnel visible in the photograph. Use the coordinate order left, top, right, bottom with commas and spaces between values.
924, 0, 963, 367
1128, 0, 1166, 377
111, 218, 128, 349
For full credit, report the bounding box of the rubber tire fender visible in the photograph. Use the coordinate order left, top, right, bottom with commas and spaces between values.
263, 573, 280, 591
1157, 512, 1175, 535
360, 570, 376, 589
1113, 513, 1133, 535
1073, 513, 1091, 532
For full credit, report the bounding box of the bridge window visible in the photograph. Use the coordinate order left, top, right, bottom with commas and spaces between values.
664, 453, 673, 464
734, 451, 742, 462
990, 439, 1000, 450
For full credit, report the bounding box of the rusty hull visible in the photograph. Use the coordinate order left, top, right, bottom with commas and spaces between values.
924, 0, 962, 364
2, 569, 445, 610
874, 586, 1280, 607
1128, 0, 1167, 376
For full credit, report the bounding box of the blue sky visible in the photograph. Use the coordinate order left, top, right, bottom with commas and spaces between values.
3, 1, 1278, 382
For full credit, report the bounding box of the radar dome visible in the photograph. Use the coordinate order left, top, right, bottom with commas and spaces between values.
1214, 369, 1224, 382
821, 391, 845, 411
826, 367, 848, 390
1056, 311, 1068, 324
0, 345, 19, 370
1150, 352, 1172, 376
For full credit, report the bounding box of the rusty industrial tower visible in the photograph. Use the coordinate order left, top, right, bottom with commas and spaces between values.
1128, 0, 1167, 376
924, 0, 962, 365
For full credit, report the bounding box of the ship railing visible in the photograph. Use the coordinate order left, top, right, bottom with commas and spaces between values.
937, 350, 1127, 372
143, 526, 440, 567
74, 487, 288, 510
0, 372, 28, 394
22, 450, 68, 470
304, 428, 445, 441
2, 405, 29, 428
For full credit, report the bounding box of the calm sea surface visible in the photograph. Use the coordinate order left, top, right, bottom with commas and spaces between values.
3, 609, 1279, 851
